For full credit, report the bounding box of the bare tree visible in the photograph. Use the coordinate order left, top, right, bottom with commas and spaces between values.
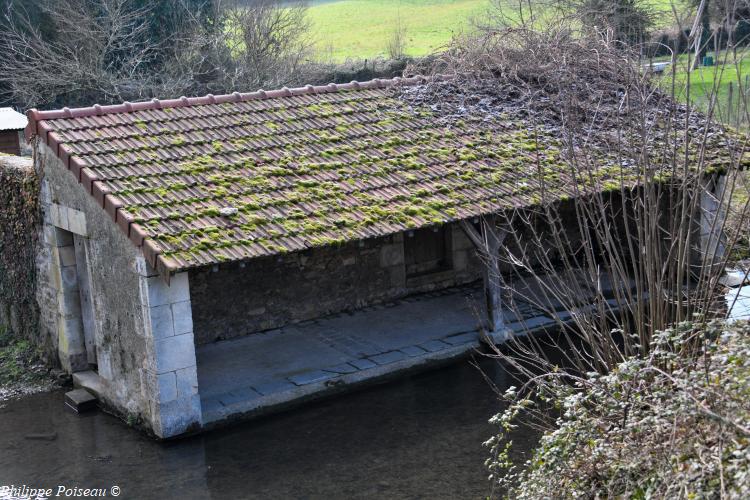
171, 0, 312, 96
0, 0, 193, 108
0, 0, 313, 109
486, 0, 655, 46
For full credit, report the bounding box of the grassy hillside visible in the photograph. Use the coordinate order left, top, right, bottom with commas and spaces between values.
306, 0, 490, 61
305, 0, 690, 61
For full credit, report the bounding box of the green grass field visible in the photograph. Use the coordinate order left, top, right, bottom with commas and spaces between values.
306, 0, 490, 61
305, 0, 689, 61
660, 52, 750, 126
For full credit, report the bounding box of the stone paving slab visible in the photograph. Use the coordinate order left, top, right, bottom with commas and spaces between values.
350, 358, 377, 370
197, 286, 483, 409
443, 331, 478, 346
288, 370, 335, 386
325, 363, 358, 374
400, 345, 427, 357
195, 272, 651, 426
418, 339, 451, 352
369, 350, 408, 365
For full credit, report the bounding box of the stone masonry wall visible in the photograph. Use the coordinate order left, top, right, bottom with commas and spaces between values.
35, 142, 160, 429
0, 156, 43, 348
189, 225, 481, 345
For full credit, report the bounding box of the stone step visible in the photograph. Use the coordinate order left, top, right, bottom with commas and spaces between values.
72, 370, 106, 398
65, 388, 98, 413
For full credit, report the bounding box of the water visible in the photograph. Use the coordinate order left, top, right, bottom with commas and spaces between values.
0, 357, 536, 500
727, 284, 750, 322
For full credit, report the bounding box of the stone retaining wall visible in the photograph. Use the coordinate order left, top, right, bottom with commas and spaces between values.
0, 155, 45, 350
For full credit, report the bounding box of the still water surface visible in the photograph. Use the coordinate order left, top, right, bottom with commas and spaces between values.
1, 357, 535, 500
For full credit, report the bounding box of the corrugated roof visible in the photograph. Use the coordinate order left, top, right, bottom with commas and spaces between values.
25, 76, 626, 276
0, 107, 28, 131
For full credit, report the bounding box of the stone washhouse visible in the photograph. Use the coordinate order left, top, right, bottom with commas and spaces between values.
22, 76, 730, 438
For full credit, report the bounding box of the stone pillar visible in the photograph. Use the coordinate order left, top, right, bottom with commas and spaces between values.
50, 227, 88, 373
141, 267, 202, 438
700, 174, 728, 268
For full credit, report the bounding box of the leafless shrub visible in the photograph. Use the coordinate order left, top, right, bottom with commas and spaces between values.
0, 0, 313, 108
386, 16, 408, 60
188, 0, 313, 94
0, 0, 187, 108
401, 25, 750, 379
402, 18, 750, 494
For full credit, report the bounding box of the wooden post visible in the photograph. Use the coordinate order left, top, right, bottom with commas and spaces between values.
460, 217, 508, 341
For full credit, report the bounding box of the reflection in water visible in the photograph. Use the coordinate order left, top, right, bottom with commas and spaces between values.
0, 357, 536, 499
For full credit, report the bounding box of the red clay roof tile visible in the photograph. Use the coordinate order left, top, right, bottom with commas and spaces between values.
27, 75, 624, 275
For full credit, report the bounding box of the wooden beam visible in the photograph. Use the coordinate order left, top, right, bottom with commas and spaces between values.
460, 217, 508, 337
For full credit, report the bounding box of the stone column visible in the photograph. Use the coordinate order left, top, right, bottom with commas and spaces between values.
700, 174, 728, 268
51, 227, 89, 373
141, 268, 202, 438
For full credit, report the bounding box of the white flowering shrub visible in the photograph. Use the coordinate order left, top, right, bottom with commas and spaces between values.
486, 320, 750, 498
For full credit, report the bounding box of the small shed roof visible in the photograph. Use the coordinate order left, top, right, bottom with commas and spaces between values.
24, 76, 736, 277
0, 107, 28, 131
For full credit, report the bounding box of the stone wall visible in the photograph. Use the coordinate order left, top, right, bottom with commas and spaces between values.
189, 225, 482, 345
0, 155, 43, 350
34, 142, 160, 430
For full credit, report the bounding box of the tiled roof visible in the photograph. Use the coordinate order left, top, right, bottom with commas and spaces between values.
26, 76, 598, 275
0, 107, 27, 131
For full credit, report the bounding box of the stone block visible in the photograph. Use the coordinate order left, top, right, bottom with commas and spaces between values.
49, 203, 61, 227
54, 227, 74, 247
147, 272, 190, 307
288, 370, 335, 386
380, 243, 404, 267
175, 366, 199, 398
72, 370, 104, 397
350, 358, 377, 370
156, 394, 202, 438
419, 339, 450, 352
65, 388, 97, 413
443, 331, 477, 346
97, 350, 113, 381
157, 372, 178, 402
400, 345, 427, 357
58, 245, 77, 267
61, 318, 86, 352
67, 209, 87, 236
154, 333, 196, 374
58, 290, 82, 319
42, 224, 57, 245
369, 350, 407, 365
150, 304, 175, 339
171, 300, 193, 335
325, 363, 358, 374
59, 266, 79, 291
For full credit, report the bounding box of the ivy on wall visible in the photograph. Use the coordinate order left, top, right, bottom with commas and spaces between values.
0, 157, 40, 340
